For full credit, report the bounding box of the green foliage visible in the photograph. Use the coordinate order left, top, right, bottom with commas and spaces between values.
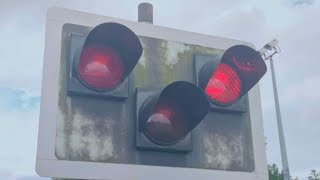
268, 164, 300, 180
268, 164, 284, 180
268, 164, 320, 180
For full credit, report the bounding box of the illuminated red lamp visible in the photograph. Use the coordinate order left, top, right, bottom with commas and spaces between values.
205, 63, 241, 106
74, 22, 142, 92
139, 81, 210, 146
203, 45, 267, 106
143, 97, 190, 145
78, 44, 124, 89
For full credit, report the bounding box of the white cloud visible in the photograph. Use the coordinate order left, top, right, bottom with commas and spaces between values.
0, 87, 40, 178
280, 75, 320, 105
0, 109, 40, 177
0, 169, 15, 180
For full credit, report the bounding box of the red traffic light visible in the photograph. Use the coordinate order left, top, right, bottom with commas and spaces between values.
201, 45, 266, 106
74, 22, 142, 91
205, 63, 241, 105
144, 97, 190, 145
78, 44, 124, 89
139, 81, 210, 145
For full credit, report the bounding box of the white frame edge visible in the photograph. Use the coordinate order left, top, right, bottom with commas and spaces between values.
36, 7, 268, 180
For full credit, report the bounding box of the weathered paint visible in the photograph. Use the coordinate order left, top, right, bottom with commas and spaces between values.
203, 134, 245, 169
134, 36, 222, 88
55, 24, 254, 172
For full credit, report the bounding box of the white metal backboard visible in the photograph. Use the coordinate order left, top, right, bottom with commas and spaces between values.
36, 7, 268, 180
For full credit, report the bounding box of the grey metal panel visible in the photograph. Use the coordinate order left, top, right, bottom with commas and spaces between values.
195, 111, 254, 171
55, 26, 254, 171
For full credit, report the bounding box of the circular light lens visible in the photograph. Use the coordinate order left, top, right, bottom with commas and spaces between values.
78, 44, 124, 90
205, 63, 241, 106
144, 97, 190, 145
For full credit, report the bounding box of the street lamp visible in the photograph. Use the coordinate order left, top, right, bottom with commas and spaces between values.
259, 39, 291, 180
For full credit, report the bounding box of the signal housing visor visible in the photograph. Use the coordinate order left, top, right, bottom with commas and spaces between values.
74, 22, 143, 91
200, 45, 267, 106
139, 81, 210, 146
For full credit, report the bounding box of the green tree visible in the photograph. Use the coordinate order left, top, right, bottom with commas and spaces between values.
308, 169, 320, 180
268, 164, 301, 180
269, 164, 284, 180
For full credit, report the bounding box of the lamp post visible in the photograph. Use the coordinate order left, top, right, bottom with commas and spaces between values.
259, 39, 290, 180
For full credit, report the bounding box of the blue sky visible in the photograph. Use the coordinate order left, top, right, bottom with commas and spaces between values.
0, 0, 319, 179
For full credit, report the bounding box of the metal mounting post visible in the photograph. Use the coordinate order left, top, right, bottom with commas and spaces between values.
138, 3, 153, 24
